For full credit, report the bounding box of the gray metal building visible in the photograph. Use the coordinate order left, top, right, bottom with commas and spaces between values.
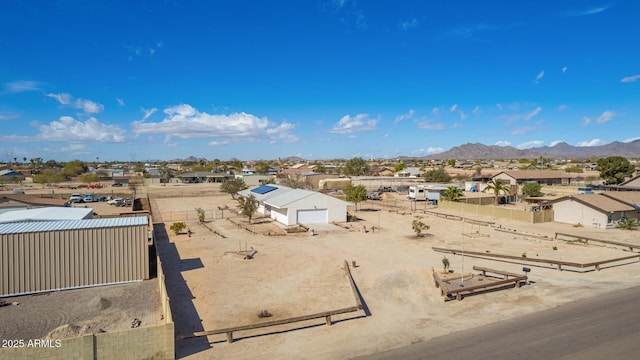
1, 216, 150, 297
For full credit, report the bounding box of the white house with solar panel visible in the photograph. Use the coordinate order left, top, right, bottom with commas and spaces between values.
238, 185, 352, 226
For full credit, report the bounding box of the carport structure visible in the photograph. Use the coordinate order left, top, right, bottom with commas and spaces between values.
238, 185, 351, 226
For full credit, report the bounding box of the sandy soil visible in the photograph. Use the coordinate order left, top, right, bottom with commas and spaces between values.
146, 183, 640, 360
0, 280, 162, 340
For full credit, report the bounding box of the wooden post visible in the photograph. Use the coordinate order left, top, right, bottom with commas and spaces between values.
325, 315, 332, 326
227, 332, 233, 343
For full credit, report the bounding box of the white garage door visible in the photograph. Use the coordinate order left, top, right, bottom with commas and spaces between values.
297, 209, 327, 224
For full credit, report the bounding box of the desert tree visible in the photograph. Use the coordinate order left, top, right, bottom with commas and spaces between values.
412, 219, 430, 237
237, 194, 259, 223
597, 156, 635, 185
344, 183, 367, 211
423, 168, 451, 183
195, 207, 205, 222
343, 157, 370, 176
32, 169, 65, 187
221, 178, 248, 199
521, 182, 543, 197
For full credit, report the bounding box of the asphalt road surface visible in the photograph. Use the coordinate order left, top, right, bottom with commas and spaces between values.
357, 285, 640, 360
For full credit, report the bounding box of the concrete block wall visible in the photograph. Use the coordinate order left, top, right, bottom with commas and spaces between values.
0, 324, 175, 360
438, 201, 552, 223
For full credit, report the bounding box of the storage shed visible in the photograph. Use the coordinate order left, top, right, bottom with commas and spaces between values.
1, 216, 150, 297
551, 194, 637, 229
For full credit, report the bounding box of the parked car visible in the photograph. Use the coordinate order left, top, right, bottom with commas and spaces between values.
112, 183, 124, 187
84, 193, 94, 202
107, 197, 125, 206
69, 193, 82, 202
11, 190, 25, 194
96, 195, 106, 202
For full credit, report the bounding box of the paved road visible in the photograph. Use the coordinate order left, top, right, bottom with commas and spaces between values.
357, 285, 640, 360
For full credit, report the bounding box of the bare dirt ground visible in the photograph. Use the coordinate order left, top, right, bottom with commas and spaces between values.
146, 183, 640, 360
0, 280, 162, 340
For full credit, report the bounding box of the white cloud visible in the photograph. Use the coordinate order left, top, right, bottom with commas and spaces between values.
47, 93, 104, 113
60, 143, 87, 153
449, 104, 458, 112
431, 107, 440, 115
496, 103, 503, 112
583, 110, 616, 126
4, 80, 42, 93
394, 109, 415, 123
558, 104, 568, 111
133, 104, 298, 144
623, 137, 640, 143
348, 134, 357, 139
47, 93, 72, 105
472, 106, 481, 115
534, 70, 544, 83
116, 98, 125, 106
562, 66, 568, 74
459, 111, 467, 120
524, 106, 542, 120
75, 99, 104, 114
495, 141, 511, 147
566, 5, 611, 17
550, 140, 563, 147
516, 140, 544, 149
511, 126, 540, 136
399, 18, 419, 30
416, 121, 444, 130
331, 113, 378, 133
596, 110, 615, 124
141, 107, 157, 121
414, 147, 444, 155
621, 74, 640, 83
576, 138, 603, 147
0, 114, 18, 120
38, 116, 126, 143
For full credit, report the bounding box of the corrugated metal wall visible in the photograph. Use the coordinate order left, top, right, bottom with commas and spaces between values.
1, 224, 149, 297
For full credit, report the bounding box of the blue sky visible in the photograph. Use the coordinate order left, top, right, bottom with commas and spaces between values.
1, 1, 639, 162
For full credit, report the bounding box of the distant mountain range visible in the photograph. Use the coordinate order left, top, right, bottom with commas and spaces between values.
417, 140, 640, 160
164, 140, 640, 163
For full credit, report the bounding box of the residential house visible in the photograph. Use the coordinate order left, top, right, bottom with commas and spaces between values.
238, 184, 351, 226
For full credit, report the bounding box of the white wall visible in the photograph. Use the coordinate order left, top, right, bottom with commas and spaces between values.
553, 199, 609, 228
286, 193, 347, 224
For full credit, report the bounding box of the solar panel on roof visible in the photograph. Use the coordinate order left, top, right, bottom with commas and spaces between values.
251, 185, 278, 194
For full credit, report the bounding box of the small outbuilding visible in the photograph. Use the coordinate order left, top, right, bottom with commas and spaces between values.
1, 216, 150, 297
550, 194, 637, 228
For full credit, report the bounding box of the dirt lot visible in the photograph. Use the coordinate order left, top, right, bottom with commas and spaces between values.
146, 183, 640, 360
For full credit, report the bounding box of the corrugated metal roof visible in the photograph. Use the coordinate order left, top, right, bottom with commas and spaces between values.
0, 216, 148, 235
0, 207, 93, 223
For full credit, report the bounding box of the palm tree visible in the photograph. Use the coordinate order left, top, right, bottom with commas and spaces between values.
441, 186, 464, 202
485, 178, 510, 205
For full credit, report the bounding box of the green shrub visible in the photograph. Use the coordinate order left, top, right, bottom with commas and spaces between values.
170, 222, 186, 235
